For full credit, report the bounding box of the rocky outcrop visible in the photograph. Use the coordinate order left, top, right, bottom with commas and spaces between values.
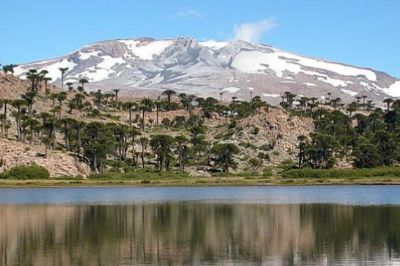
212, 107, 314, 168
0, 139, 91, 177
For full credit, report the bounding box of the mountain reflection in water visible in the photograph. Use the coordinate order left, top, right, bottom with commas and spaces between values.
0, 203, 399, 265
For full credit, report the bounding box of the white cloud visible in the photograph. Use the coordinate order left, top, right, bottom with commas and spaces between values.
234, 18, 277, 43
169, 10, 204, 20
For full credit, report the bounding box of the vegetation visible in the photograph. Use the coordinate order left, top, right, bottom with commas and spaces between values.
0, 164, 50, 179
282, 167, 400, 179
2, 66, 400, 182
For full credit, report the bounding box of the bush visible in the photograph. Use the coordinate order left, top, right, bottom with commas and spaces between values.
282, 167, 400, 179
1, 164, 50, 179
262, 167, 274, 177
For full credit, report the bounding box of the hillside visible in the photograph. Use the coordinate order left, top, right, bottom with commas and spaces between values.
0, 74, 314, 177
14, 37, 400, 105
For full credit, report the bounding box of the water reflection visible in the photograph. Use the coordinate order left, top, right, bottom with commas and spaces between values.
0, 204, 400, 265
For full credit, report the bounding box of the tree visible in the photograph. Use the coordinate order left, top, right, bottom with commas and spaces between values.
248, 158, 263, 174
43, 77, 52, 101
211, 143, 239, 172
79, 78, 89, 91
372, 130, 399, 166
11, 99, 26, 140
353, 142, 381, 168
162, 89, 176, 103
190, 125, 207, 163
297, 135, 307, 168
304, 133, 338, 169
383, 98, 393, 111
22, 91, 37, 115
59, 67, 69, 91
112, 89, 120, 107
139, 137, 148, 169
66, 82, 73, 92
26, 69, 40, 92
175, 135, 188, 172
2, 64, 18, 75
56, 92, 68, 117
139, 98, 154, 131
346, 102, 358, 121
129, 128, 141, 165
122, 102, 137, 126
150, 135, 175, 172
81, 122, 112, 172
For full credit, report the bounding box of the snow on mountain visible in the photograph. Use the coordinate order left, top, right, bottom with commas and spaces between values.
382, 81, 400, 97
199, 40, 228, 50
14, 37, 400, 104
118, 39, 173, 60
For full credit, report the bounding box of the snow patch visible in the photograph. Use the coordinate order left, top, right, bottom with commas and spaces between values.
232, 50, 301, 77
223, 87, 241, 93
72, 55, 125, 82
303, 82, 316, 87
199, 40, 227, 50
79, 50, 101, 60
340, 89, 358, 96
317, 76, 348, 87
262, 93, 280, 97
119, 40, 173, 60
15, 59, 77, 81
382, 81, 400, 97
232, 49, 377, 81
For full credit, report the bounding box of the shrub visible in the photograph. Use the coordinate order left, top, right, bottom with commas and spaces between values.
272, 151, 280, 156
277, 160, 297, 171
257, 152, 270, 161
260, 143, 273, 151
1, 164, 50, 179
262, 168, 274, 177
251, 127, 259, 135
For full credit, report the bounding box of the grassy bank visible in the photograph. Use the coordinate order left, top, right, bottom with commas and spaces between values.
1, 167, 400, 187
282, 167, 400, 179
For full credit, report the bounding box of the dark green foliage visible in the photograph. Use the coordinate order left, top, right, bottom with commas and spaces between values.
211, 143, 239, 172
353, 142, 381, 168
150, 135, 175, 171
282, 167, 400, 179
297, 102, 400, 169
82, 122, 113, 172
1, 164, 50, 179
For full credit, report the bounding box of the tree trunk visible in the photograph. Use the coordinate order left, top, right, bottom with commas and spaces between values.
142, 110, 145, 131
156, 105, 159, 126
141, 147, 145, 168
129, 109, 132, 126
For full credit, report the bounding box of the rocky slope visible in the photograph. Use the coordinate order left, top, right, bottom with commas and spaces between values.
14, 37, 400, 104
0, 139, 91, 177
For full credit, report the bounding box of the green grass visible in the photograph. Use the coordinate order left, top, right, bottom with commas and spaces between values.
89, 168, 190, 180
282, 167, 400, 179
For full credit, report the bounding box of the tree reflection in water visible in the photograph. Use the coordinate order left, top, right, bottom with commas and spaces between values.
0, 204, 400, 265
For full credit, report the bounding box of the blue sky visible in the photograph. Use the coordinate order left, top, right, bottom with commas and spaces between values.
1, 0, 399, 77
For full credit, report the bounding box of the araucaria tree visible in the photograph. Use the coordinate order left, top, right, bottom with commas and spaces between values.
211, 143, 239, 172
150, 135, 175, 172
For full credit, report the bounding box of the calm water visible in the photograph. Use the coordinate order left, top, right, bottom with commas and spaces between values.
0, 186, 400, 265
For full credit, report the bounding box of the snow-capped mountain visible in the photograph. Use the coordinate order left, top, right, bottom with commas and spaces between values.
14, 37, 400, 103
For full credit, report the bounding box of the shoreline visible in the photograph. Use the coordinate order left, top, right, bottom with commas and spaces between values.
1, 176, 400, 188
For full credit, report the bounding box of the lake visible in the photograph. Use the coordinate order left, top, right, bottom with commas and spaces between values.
0, 186, 399, 265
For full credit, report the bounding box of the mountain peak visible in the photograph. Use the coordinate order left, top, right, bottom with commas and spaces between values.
14, 36, 399, 103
